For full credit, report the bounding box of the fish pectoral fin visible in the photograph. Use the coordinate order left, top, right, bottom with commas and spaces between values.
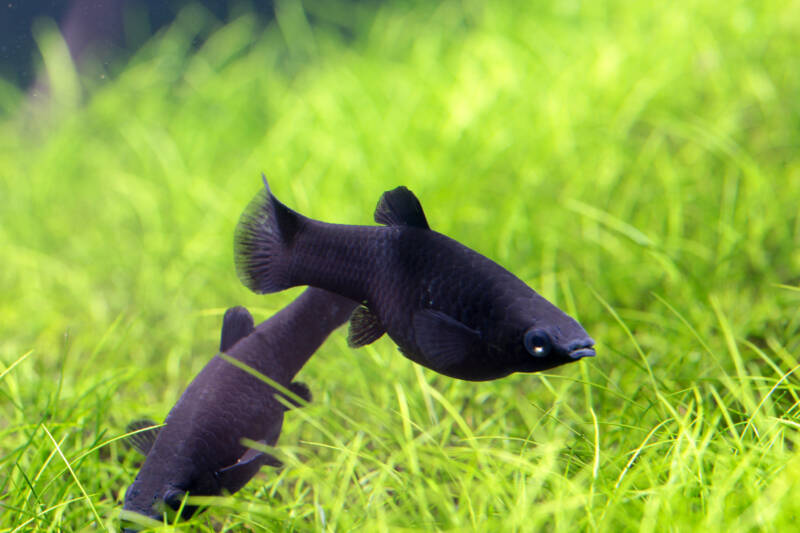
348, 306, 386, 347
220, 306, 255, 352
124, 419, 161, 456
239, 445, 283, 467
262, 453, 283, 468
413, 310, 481, 370
163, 488, 187, 512
374, 186, 430, 229
216, 445, 281, 494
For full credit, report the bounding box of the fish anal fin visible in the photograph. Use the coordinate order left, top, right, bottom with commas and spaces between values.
413, 310, 481, 370
124, 419, 161, 456
348, 306, 386, 347
374, 186, 430, 229
216, 443, 281, 494
287, 381, 312, 405
220, 306, 255, 352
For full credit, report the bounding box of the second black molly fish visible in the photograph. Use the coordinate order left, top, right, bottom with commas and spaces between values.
121, 289, 356, 529
235, 177, 595, 381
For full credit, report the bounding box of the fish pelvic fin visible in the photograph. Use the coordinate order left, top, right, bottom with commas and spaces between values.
374, 186, 430, 229
220, 306, 255, 352
124, 419, 161, 456
234, 174, 302, 294
348, 306, 386, 347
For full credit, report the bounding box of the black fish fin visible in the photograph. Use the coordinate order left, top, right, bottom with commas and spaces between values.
286, 381, 312, 406
347, 306, 386, 347
234, 174, 303, 294
220, 306, 255, 352
216, 444, 281, 494
413, 310, 481, 370
163, 488, 187, 512
124, 419, 161, 456
374, 186, 430, 229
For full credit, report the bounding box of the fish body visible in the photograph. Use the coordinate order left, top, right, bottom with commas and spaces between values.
235, 178, 595, 382
122, 289, 356, 528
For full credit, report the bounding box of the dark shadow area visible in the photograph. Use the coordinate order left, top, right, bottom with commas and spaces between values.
0, 0, 279, 88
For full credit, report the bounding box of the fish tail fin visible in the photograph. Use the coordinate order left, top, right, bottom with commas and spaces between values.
234, 175, 302, 293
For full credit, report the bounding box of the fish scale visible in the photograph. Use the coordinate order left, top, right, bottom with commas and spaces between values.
234, 177, 596, 382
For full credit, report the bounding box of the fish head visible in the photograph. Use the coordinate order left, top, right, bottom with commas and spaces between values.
120, 476, 175, 530
512, 296, 595, 373
121, 462, 215, 529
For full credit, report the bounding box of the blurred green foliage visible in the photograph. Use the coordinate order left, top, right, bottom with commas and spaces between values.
1, 0, 800, 530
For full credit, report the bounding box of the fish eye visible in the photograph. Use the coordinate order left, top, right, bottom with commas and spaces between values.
524, 329, 552, 357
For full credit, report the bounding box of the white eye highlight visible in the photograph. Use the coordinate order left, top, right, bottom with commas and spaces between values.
524, 329, 552, 358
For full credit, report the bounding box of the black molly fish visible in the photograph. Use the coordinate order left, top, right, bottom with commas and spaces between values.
121, 289, 356, 529
234, 177, 595, 382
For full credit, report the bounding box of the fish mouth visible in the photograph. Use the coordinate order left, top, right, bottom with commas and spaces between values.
569, 347, 596, 359
567, 338, 596, 360
119, 508, 163, 532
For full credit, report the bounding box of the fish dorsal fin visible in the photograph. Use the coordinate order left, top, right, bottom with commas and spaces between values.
125, 419, 161, 456
220, 306, 255, 352
413, 310, 481, 370
216, 443, 281, 495
348, 306, 386, 347
374, 186, 430, 229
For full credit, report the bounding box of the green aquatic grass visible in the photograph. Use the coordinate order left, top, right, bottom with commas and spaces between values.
2, 0, 800, 530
